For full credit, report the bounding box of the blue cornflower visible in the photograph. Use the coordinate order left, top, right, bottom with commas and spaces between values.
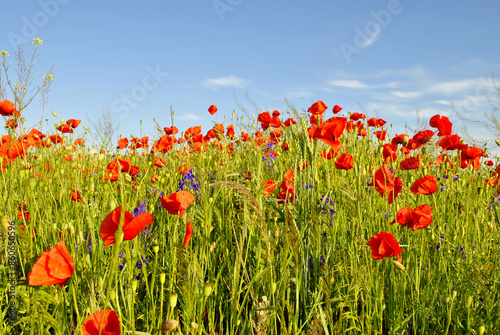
133, 201, 147, 217
136, 255, 149, 270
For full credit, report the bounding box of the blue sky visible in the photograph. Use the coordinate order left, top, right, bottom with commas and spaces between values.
1, 0, 499, 149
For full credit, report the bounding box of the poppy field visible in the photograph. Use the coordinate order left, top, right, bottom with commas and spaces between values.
1, 44, 500, 334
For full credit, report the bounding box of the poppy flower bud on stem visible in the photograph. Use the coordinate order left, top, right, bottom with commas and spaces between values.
204, 283, 213, 298
131, 278, 138, 292
2, 216, 9, 232
159, 272, 166, 284
466, 295, 473, 308
153, 243, 159, 253
109, 289, 116, 301
168, 292, 178, 308
479, 325, 485, 335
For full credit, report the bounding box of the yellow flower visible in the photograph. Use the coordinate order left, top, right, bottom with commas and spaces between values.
1, 51, 8, 56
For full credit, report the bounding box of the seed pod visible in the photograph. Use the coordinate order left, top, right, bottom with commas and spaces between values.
162, 319, 179, 332
168, 292, 178, 308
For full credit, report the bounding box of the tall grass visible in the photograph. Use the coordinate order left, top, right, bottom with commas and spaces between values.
1, 43, 499, 334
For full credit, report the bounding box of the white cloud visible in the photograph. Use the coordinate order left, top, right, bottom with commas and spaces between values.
328, 79, 369, 89
176, 113, 200, 121
389, 91, 423, 99
428, 78, 480, 95
201, 75, 248, 89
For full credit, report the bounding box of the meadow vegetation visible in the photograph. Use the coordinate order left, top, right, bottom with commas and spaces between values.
0, 40, 499, 334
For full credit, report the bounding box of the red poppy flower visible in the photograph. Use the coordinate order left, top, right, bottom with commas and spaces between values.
27, 241, 75, 286
393, 204, 433, 231
81, 310, 121, 335
375, 130, 387, 141
183, 221, 193, 248
0, 100, 21, 117
57, 124, 73, 133
208, 104, 217, 115
308, 101, 327, 115
381, 144, 397, 163
263, 180, 277, 197
153, 157, 166, 168
391, 134, 409, 147
410, 175, 437, 195
70, 190, 82, 202
332, 105, 342, 114
226, 124, 235, 139
366, 232, 402, 260
400, 157, 420, 170
100, 206, 154, 248
429, 114, 452, 136
349, 112, 364, 121
283, 118, 297, 128
435, 135, 463, 151
117, 138, 129, 149
311, 117, 347, 146
335, 153, 354, 170
5, 119, 18, 129
372, 165, 402, 204
163, 126, 178, 135
178, 163, 190, 175
460, 146, 484, 170
367, 118, 386, 127
66, 119, 81, 129
160, 191, 195, 218
320, 145, 341, 160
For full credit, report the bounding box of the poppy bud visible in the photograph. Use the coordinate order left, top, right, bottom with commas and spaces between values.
131, 278, 138, 292
124, 173, 132, 183
204, 283, 213, 298
28, 177, 37, 188
466, 295, 473, 308
391, 260, 405, 271
169, 292, 178, 308
162, 319, 179, 332
18, 169, 26, 179
452, 290, 457, 299
479, 325, 485, 335
98, 154, 105, 161
2, 216, 10, 232
109, 199, 117, 210
52, 111, 57, 117
153, 244, 159, 253
271, 282, 277, 294
159, 272, 166, 284
109, 289, 116, 301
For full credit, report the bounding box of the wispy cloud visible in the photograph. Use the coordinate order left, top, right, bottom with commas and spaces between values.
201, 75, 248, 89
428, 78, 481, 95
176, 113, 200, 121
389, 91, 423, 99
328, 79, 369, 89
